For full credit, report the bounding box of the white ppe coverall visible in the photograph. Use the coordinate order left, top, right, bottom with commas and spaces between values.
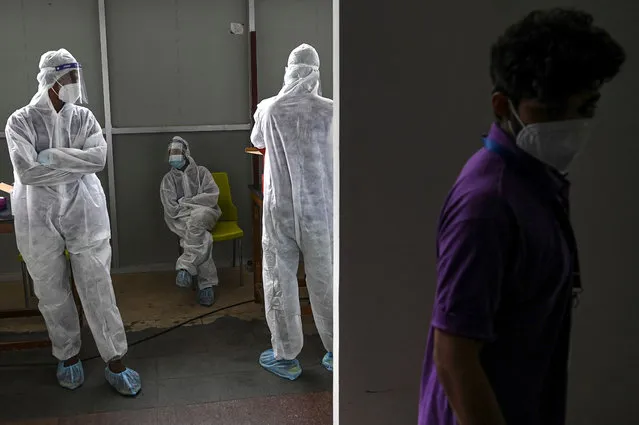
5, 49, 127, 363
250, 44, 334, 360
160, 137, 222, 289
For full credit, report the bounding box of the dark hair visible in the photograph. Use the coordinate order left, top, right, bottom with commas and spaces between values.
490, 8, 626, 104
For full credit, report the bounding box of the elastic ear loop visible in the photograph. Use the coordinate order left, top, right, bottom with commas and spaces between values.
507, 98, 527, 135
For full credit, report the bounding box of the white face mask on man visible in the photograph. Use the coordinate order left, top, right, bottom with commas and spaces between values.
508, 101, 593, 174
57, 83, 82, 104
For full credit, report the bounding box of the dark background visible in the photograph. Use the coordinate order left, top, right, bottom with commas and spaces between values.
338, 0, 639, 424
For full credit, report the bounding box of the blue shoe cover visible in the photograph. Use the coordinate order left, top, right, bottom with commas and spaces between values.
176, 270, 192, 288
105, 367, 142, 396
259, 349, 302, 381
322, 352, 333, 372
57, 360, 84, 390
198, 287, 214, 306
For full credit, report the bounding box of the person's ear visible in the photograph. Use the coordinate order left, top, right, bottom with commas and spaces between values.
492, 92, 510, 120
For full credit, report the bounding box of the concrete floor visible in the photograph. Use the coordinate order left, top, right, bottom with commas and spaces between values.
1, 392, 332, 425
0, 268, 272, 333
0, 269, 329, 424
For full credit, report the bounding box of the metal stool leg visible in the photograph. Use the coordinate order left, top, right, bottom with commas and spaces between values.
232, 239, 237, 268
238, 238, 244, 287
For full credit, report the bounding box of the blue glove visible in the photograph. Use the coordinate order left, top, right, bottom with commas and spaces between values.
37, 149, 53, 165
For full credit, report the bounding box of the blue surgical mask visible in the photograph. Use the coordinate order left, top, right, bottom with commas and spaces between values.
169, 155, 186, 169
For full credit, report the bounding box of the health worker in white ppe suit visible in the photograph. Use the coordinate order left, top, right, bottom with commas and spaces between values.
4, 49, 141, 396
160, 136, 222, 307
251, 43, 334, 380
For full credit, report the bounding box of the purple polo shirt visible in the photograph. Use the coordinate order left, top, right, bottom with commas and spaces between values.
418, 123, 577, 425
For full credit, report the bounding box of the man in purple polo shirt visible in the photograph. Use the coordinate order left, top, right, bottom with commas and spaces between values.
418, 8, 625, 425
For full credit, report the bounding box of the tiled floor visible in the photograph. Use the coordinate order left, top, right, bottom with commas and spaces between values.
0, 317, 332, 424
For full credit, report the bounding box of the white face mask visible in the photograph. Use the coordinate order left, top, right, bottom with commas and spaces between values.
508, 101, 593, 174
57, 83, 81, 104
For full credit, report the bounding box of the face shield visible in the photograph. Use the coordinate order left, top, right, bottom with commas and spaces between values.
53, 63, 89, 105
28, 49, 90, 107
168, 139, 188, 169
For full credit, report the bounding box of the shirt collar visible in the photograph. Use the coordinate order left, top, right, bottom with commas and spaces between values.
485, 122, 515, 150
484, 122, 571, 197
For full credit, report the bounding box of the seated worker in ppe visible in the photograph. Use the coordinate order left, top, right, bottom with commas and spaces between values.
160, 136, 222, 307
4, 49, 141, 396
251, 44, 334, 380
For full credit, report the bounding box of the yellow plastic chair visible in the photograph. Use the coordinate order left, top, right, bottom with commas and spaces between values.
211, 172, 245, 286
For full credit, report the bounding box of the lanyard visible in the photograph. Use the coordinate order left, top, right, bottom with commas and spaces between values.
483, 137, 583, 307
